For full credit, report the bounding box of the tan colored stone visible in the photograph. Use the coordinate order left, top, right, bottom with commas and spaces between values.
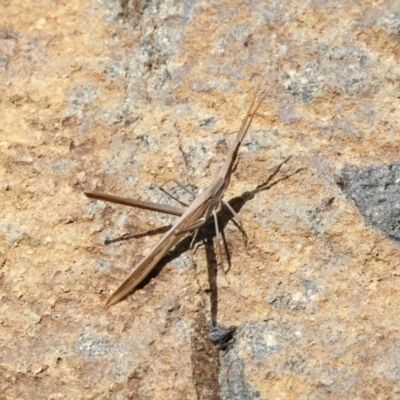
1, 0, 400, 398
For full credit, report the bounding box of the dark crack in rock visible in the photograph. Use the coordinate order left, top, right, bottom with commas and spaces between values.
337, 162, 400, 241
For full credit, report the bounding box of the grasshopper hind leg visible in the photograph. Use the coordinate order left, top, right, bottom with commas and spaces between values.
212, 210, 230, 280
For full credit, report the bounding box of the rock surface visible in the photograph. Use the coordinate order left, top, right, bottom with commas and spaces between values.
1, 0, 400, 399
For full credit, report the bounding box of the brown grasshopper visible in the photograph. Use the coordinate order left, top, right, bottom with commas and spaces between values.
85, 86, 267, 306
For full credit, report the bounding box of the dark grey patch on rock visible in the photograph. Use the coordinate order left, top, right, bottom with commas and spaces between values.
94, 259, 110, 273
220, 321, 283, 399
181, 0, 198, 25
65, 84, 98, 116
52, 159, 69, 174
268, 293, 304, 311
220, 357, 260, 400
322, 46, 378, 97
303, 279, 319, 301
379, 13, 400, 35
77, 333, 118, 357
279, 62, 323, 103
0, 56, 8, 71
337, 162, 400, 241
199, 117, 216, 128
242, 129, 279, 154
103, 59, 127, 78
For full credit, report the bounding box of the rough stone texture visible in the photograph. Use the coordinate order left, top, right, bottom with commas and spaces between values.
1, 0, 400, 399
338, 162, 400, 242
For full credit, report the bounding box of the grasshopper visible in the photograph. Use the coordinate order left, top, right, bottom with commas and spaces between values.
85, 86, 267, 306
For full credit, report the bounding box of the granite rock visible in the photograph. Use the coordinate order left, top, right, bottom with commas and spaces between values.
1, 0, 400, 398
